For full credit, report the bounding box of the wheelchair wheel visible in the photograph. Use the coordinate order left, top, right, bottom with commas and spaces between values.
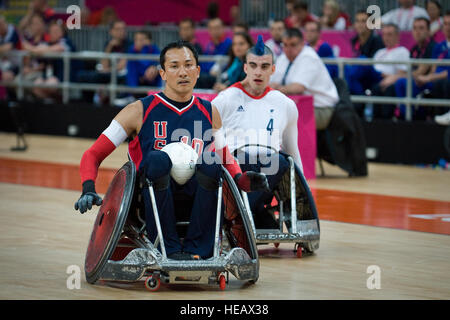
84, 161, 136, 284
221, 167, 259, 282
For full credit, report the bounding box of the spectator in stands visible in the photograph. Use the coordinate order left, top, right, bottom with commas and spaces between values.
319, 0, 350, 30
381, 0, 429, 31
76, 20, 130, 104
265, 19, 285, 58
426, 0, 443, 39
351, 10, 385, 58
114, 30, 160, 107
196, 17, 231, 89
0, 15, 21, 86
232, 21, 249, 34
18, 0, 55, 33
304, 20, 338, 78
394, 17, 437, 119
428, 11, 450, 125
270, 28, 339, 130
204, 18, 232, 74
26, 21, 75, 102
286, 1, 318, 29
19, 13, 47, 88
178, 18, 203, 55
213, 32, 253, 93
345, 24, 410, 119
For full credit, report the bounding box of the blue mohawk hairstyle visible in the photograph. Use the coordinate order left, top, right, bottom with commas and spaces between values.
245, 34, 275, 63
254, 35, 265, 56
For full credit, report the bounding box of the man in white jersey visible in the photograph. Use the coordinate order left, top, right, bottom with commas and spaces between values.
345, 23, 409, 118
381, 0, 429, 31
212, 36, 302, 229
269, 28, 339, 131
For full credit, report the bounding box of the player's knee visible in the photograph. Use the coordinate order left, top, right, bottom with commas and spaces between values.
143, 150, 172, 190
196, 152, 221, 190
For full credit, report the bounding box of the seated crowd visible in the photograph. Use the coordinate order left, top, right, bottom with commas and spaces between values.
0, 0, 449, 124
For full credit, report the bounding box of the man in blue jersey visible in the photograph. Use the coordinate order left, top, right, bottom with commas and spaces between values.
74, 41, 269, 260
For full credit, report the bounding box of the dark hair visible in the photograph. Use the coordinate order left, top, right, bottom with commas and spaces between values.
207, 1, 219, 19
109, 19, 125, 31
413, 17, 431, 29
283, 27, 304, 40
179, 17, 195, 28
426, 0, 442, 15
445, 10, 450, 17
232, 21, 249, 33
227, 32, 254, 68
245, 35, 274, 64
293, 0, 308, 11
159, 40, 199, 70
383, 23, 400, 33
355, 9, 369, 17
305, 20, 321, 32
135, 30, 152, 41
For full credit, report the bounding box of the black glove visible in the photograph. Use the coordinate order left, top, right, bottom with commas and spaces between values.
74, 180, 103, 214
235, 171, 270, 193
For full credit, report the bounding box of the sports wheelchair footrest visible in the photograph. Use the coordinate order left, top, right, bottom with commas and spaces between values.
99, 247, 258, 283
255, 219, 320, 243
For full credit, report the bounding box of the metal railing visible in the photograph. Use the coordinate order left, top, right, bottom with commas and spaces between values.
1, 50, 449, 121
321, 57, 450, 120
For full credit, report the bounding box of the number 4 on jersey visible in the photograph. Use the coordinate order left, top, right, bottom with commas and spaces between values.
266, 118, 274, 136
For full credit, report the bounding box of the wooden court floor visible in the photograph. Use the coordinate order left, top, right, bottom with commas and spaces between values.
0, 133, 449, 300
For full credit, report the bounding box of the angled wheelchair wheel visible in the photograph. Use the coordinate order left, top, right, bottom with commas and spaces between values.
84, 161, 136, 284
221, 167, 259, 282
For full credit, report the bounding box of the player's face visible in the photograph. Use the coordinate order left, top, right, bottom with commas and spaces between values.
160, 47, 200, 95
244, 53, 274, 90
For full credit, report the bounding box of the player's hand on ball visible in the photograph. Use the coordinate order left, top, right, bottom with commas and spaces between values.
236, 171, 270, 193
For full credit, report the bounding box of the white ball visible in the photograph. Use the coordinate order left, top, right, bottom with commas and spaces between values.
161, 142, 199, 185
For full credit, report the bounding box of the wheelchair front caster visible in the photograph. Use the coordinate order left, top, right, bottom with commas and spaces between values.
219, 274, 226, 291
145, 275, 161, 292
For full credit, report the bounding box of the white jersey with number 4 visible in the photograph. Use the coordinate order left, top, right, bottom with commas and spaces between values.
212, 82, 303, 171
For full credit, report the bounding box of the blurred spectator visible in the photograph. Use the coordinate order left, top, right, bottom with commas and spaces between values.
22, 12, 47, 44
394, 17, 437, 119
426, 0, 443, 38
26, 21, 75, 102
433, 11, 450, 125
232, 21, 249, 34
345, 24, 409, 119
178, 18, 203, 55
304, 20, 338, 78
285, 1, 318, 29
265, 19, 285, 58
351, 9, 385, 58
270, 28, 339, 130
229, 5, 241, 27
213, 32, 253, 93
319, 0, 351, 30
99, 6, 119, 26
196, 17, 231, 89
20, 13, 47, 88
114, 31, 161, 107
0, 15, 21, 86
381, 0, 429, 31
18, 0, 55, 33
76, 20, 130, 104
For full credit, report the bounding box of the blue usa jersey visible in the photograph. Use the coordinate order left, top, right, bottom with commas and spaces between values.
128, 93, 213, 171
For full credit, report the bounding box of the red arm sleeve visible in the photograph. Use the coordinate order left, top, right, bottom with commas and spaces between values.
79, 134, 116, 184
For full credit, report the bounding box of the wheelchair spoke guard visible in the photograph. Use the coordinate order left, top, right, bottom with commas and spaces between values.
84, 161, 136, 284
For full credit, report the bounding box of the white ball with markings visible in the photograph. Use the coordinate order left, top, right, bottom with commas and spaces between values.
161, 142, 198, 185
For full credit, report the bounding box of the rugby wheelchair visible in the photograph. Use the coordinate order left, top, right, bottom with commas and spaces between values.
235, 145, 320, 258
84, 161, 259, 291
